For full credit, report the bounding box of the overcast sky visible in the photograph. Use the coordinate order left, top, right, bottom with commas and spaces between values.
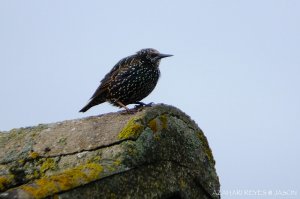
1, 1, 299, 198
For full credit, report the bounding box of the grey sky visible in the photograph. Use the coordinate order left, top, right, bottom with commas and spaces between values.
1, 1, 299, 198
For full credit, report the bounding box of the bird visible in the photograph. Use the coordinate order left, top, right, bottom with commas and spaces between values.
79, 48, 173, 113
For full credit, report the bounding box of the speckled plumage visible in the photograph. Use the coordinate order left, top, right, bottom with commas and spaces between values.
79, 48, 172, 112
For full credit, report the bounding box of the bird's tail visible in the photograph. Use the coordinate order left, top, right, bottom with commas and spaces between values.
79, 103, 92, 112
79, 98, 106, 112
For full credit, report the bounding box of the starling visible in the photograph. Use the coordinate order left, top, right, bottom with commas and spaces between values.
79, 48, 173, 113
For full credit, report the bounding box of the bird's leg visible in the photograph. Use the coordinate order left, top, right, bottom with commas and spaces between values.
134, 102, 154, 109
116, 101, 135, 114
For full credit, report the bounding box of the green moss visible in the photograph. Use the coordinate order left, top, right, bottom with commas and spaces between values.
118, 117, 144, 140
21, 163, 103, 198
122, 141, 138, 159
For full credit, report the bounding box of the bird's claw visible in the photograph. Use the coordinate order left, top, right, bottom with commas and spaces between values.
134, 102, 154, 110
120, 108, 137, 115
144, 102, 154, 107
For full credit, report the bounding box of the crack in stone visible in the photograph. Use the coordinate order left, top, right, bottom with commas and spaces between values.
41, 138, 136, 158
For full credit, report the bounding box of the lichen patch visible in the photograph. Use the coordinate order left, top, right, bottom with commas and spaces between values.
118, 117, 144, 140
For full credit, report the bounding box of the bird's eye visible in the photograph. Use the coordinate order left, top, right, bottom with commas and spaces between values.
152, 54, 158, 58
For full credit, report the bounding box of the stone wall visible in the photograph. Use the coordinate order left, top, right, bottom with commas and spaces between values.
0, 104, 220, 199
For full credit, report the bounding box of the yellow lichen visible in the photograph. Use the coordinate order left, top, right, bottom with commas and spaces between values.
0, 175, 14, 191
148, 114, 168, 133
118, 117, 144, 139
196, 131, 215, 164
110, 193, 117, 199
21, 163, 103, 198
40, 158, 57, 174
148, 119, 158, 132
179, 178, 187, 188
18, 159, 25, 165
87, 155, 101, 163
53, 194, 59, 199
113, 159, 121, 166
29, 151, 39, 159
107, 159, 122, 172
33, 170, 40, 178
160, 114, 168, 130
25, 169, 41, 180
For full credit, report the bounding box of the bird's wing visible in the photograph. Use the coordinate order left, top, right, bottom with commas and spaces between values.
90, 55, 139, 99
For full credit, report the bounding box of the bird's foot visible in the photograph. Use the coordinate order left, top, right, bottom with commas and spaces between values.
120, 102, 154, 114
116, 100, 137, 115
134, 102, 154, 110
120, 109, 137, 115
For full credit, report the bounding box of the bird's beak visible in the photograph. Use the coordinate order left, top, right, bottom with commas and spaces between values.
158, 53, 173, 59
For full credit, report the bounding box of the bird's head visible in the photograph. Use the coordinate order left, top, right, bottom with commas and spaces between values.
137, 48, 173, 65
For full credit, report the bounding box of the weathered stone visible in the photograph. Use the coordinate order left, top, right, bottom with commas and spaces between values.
0, 104, 220, 199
